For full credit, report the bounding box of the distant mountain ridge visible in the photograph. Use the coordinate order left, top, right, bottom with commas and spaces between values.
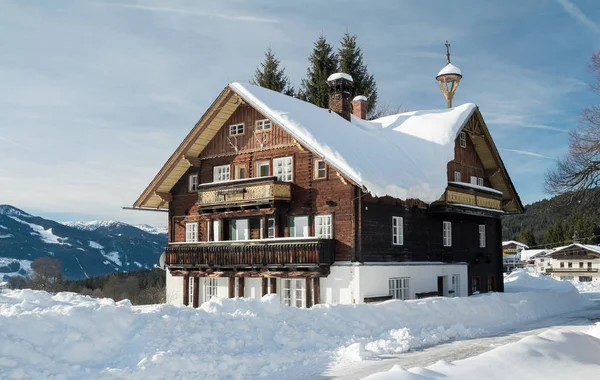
0, 205, 167, 280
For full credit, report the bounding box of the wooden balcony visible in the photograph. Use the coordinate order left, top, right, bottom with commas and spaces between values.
546, 268, 598, 273
165, 238, 335, 268
197, 176, 291, 211
437, 186, 503, 212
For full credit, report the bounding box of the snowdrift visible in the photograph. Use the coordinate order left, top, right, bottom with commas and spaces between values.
0, 271, 586, 379
364, 323, 600, 380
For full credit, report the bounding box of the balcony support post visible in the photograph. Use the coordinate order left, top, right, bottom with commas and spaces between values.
313, 277, 320, 305
261, 277, 268, 296
238, 277, 245, 297
228, 277, 235, 298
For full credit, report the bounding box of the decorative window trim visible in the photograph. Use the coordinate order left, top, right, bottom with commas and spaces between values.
459, 132, 467, 148
479, 224, 486, 248
273, 156, 293, 182
389, 277, 410, 300
255, 161, 270, 177
188, 174, 198, 192
392, 216, 404, 245
314, 159, 327, 180
185, 222, 198, 243
315, 214, 333, 239
229, 123, 245, 136
255, 119, 272, 132
443, 221, 452, 247
454, 171, 461, 182
213, 164, 231, 182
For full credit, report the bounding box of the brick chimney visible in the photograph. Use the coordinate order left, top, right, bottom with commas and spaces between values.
352, 95, 368, 119
327, 72, 353, 121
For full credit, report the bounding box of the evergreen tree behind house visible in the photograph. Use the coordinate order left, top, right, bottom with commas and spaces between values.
250, 47, 295, 96
298, 34, 339, 108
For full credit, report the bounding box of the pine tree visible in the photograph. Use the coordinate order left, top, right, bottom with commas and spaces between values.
298, 34, 338, 108
517, 228, 536, 247
250, 47, 294, 96
338, 32, 378, 116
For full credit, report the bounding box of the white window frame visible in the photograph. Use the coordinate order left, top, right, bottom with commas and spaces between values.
281, 278, 306, 308
185, 222, 198, 243
459, 132, 466, 148
231, 219, 249, 241
289, 215, 309, 238
212, 220, 221, 242
392, 216, 404, 245
477, 177, 484, 186
454, 171, 461, 182
188, 174, 198, 192
267, 217, 276, 238
273, 156, 293, 182
389, 277, 410, 300
188, 277, 195, 306
205, 278, 218, 301
234, 164, 246, 180
256, 161, 270, 177
255, 119, 271, 131
213, 164, 230, 182
470, 176, 477, 185
443, 221, 452, 247
479, 224, 486, 248
315, 214, 332, 239
314, 160, 327, 179
229, 123, 245, 136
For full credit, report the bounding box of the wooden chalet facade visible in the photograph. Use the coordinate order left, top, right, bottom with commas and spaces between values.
133, 70, 523, 308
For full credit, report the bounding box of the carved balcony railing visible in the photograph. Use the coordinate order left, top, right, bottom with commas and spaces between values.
546, 268, 598, 273
165, 238, 335, 268
437, 185, 503, 211
197, 176, 291, 210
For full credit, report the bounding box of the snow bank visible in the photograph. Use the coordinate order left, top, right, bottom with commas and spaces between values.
364, 323, 600, 380
0, 272, 587, 379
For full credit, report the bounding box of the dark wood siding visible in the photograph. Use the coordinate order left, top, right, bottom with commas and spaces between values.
447, 132, 487, 186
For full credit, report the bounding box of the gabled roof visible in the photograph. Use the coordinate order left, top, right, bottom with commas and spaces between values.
133, 83, 523, 213
547, 243, 600, 257
502, 240, 529, 249
520, 249, 549, 261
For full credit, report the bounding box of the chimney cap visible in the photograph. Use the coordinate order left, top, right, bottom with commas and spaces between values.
327, 72, 353, 82
352, 95, 368, 102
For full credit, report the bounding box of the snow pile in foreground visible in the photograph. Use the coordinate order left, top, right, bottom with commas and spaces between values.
364, 323, 600, 380
0, 272, 586, 379
504, 268, 576, 292
571, 279, 600, 293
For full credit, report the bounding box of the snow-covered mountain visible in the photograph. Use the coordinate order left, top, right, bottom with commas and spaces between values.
0, 205, 167, 280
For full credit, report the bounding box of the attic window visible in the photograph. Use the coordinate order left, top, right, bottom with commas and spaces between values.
454, 171, 461, 182
459, 132, 466, 148
188, 174, 198, 192
314, 160, 326, 179
229, 123, 245, 136
256, 119, 271, 131
477, 177, 484, 186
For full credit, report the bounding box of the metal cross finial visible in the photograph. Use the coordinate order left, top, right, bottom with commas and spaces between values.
445, 40, 451, 64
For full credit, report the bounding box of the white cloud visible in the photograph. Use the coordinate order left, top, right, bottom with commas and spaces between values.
556, 0, 600, 35
499, 148, 556, 160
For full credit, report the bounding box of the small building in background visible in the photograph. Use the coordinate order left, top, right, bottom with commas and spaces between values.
544, 244, 600, 282
502, 240, 529, 272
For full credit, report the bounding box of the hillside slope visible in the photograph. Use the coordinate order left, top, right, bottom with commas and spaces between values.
0, 205, 166, 280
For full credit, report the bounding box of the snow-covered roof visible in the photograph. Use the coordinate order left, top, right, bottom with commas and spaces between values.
548, 243, 600, 256
353, 95, 368, 102
437, 63, 462, 78
521, 249, 548, 261
502, 241, 529, 249
448, 181, 503, 196
230, 83, 476, 202
327, 72, 353, 82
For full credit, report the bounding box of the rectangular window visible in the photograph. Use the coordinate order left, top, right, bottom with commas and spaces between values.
185, 222, 198, 242
459, 132, 466, 148
314, 160, 327, 179
479, 224, 486, 248
234, 165, 246, 180
588, 262, 593, 268
281, 279, 305, 308
454, 171, 461, 182
471, 277, 480, 293
213, 165, 230, 182
255, 119, 271, 131
470, 176, 477, 185
188, 277, 195, 306
267, 217, 276, 238
229, 123, 244, 136
273, 156, 293, 182
560, 262, 565, 268
392, 216, 404, 245
580, 262, 584, 268
188, 174, 198, 192
568, 262, 573, 268
289, 215, 309, 237
205, 278, 218, 301
451, 274, 460, 297
540, 258, 545, 263
256, 161, 270, 177
477, 177, 484, 186
487, 276, 495, 292
443, 221, 452, 247
389, 278, 410, 300
231, 219, 249, 241
212, 220, 221, 242
315, 215, 332, 238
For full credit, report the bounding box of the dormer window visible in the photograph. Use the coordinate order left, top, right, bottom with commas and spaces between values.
229, 123, 245, 136
255, 119, 271, 131
188, 174, 198, 192
459, 132, 466, 148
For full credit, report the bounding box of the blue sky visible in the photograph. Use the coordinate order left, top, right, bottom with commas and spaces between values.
1, 0, 599, 227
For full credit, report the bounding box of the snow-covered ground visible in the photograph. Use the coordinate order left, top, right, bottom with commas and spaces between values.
0, 270, 597, 379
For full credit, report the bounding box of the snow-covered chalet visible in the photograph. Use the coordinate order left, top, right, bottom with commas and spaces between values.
133, 55, 523, 307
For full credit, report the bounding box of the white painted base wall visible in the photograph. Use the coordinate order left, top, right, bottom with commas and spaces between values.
166, 262, 468, 307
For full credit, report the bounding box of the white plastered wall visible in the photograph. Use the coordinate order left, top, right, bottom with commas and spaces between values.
165, 269, 184, 305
